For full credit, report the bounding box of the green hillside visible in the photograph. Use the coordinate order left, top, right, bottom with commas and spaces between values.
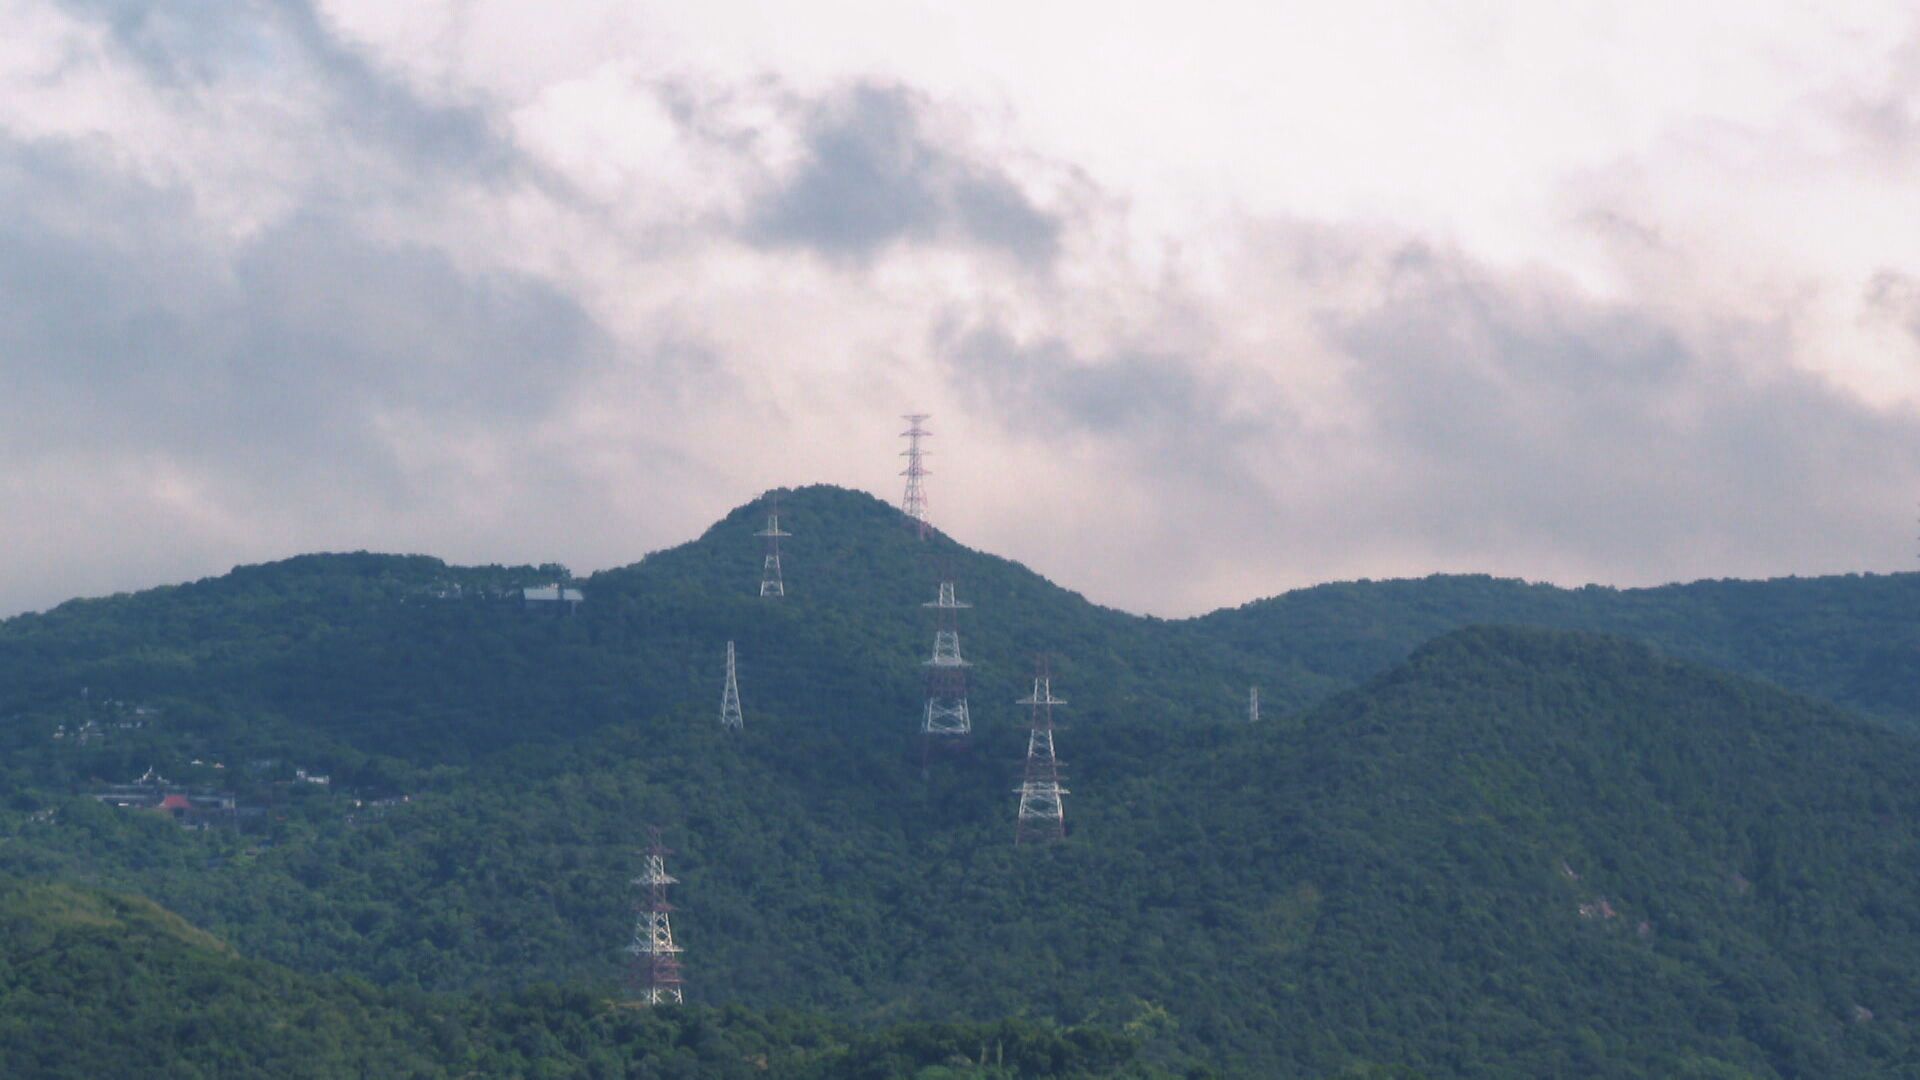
0, 877, 451, 1077
1147, 627, 1920, 1076
3, 485, 1918, 785
2, 486, 1919, 1076
0, 487, 1237, 781
0, 879, 1165, 1079
1198, 570, 1920, 728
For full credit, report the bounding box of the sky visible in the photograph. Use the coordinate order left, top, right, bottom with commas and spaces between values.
2, 0, 1919, 617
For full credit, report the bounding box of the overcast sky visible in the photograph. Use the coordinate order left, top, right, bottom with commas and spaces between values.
3, 1, 1919, 616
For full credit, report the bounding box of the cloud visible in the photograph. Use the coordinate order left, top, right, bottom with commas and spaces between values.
0, 129, 624, 610
934, 319, 1282, 522
1865, 270, 1920, 341
1328, 240, 1920, 571
932, 228, 1920, 612
944, 325, 1213, 436
0, 141, 602, 463
745, 83, 1060, 265
1839, 24, 1920, 165
4, 0, 1920, 621
58, 0, 515, 179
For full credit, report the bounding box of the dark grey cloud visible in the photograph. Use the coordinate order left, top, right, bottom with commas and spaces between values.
939, 232, 1920, 607
1842, 25, 1920, 164
0, 134, 609, 515
55, 0, 275, 86
1327, 241, 1920, 575
746, 83, 1061, 265
1865, 270, 1920, 342
57, 0, 514, 180
934, 318, 1286, 547
940, 321, 1261, 441
0, 4, 738, 617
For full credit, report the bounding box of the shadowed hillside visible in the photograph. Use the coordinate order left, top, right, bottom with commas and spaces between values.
4, 484, 1918, 782
0, 879, 1162, 1079
1198, 570, 1920, 729
3, 487, 1919, 1076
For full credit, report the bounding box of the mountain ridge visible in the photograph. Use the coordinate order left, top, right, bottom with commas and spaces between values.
12, 480, 1910, 627
5, 484, 1918, 746
7, 618, 1919, 1074
5, 485, 1920, 1074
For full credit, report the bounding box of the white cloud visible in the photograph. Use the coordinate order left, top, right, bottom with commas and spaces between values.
0, 0, 1917, 617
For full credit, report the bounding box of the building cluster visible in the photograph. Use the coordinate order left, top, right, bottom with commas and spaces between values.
412, 580, 585, 611
520, 584, 584, 612
85, 758, 359, 832
51, 697, 161, 745
88, 767, 249, 831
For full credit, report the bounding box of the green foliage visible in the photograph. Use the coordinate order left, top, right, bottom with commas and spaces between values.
0, 878, 443, 1077
0, 880, 1162, 1078
1198, 569, 1920, 729
3, 486, 1920, 1076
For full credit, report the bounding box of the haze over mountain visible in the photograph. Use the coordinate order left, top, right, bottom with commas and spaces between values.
3, 485, 1918, 1077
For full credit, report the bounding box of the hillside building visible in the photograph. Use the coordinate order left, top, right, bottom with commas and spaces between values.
520, 584, 584, 613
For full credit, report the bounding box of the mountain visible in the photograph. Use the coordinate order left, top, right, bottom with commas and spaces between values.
3, 486, 1918, 782
0, 877, 450, 1077
2, 484, 1919, 1076
0, 488, 1241, 778
1148, 627, 1920, 1076
0, 880, 1160, 1079
1197, 569, 1920, 730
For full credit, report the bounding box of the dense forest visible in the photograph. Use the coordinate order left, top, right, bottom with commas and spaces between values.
2, 485, 1918, 1076
0, 880, 1166, 1078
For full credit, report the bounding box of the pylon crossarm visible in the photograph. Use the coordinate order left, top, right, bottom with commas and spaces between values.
924, 582, 970, 608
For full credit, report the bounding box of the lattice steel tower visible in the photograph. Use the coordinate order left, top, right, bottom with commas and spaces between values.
900, 414, 931, 539
921, 578, 972, 743
719, 641, 743, 731
756, 492, 791, 597
1015, 659, 1069, 844
627, 826, 685, 1005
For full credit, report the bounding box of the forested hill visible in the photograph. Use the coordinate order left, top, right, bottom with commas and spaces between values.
1198, 568, 1920, 729
4, 485, 1920, 1076
2, 483, 1919, 778
0, 879, 1162, 1078
0, 486, 1240, 774
1182, 627, 1920, 1075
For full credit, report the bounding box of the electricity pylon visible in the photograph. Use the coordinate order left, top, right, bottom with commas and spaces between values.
719, 641, 743, 731
627, 826, 685, 1005
1015, 659, 1068, 845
